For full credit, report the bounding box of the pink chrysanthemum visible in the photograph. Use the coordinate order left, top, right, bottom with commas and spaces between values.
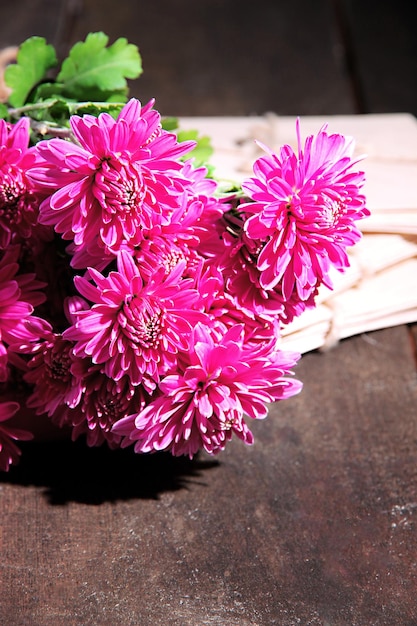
0, 246, 46, 376
28, 99, 195, 260
66, 362, 147, 448
0, 117, 48, 250
242, 120, 369, 300
25, 331, 83, 417
113, 323, 302, 458
64, 251, 206, 389
0, 401, 33, 471
219, 210, 316, 323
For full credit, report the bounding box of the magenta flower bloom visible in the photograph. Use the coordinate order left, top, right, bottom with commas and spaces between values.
0, 246, 46, 374
0, 117, 46, 250
64, 251, 206, 389
0, 401, 33, 471
66, 363, 147, 449
113, 323, 302, 458
28, 99, 195, 259
242, 120, 369, 300
25, 331, 83, 417
219, 212, 316, 323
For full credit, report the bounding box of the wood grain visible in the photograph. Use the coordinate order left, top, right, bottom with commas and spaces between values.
1, 326, 417, 625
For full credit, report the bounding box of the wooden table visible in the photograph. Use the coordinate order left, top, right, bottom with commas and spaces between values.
1, 325, 417, 625
1, 2, 417, 624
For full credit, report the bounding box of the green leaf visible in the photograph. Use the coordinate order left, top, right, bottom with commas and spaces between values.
177, 129, 213, 167
57, 32, 142, 101
68, 101, 125, 118
32, 81, 65, 102
11, 97, 126, 127
0, 103, 8, 119
161, 116, 179, 132
5, 36, 57, 107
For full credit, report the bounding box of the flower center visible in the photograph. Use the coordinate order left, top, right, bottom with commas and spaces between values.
118, 178, 144, 213
221, 415, 236, 430
95, 160, 145, 218
0, 171, 26, 222
318, 196, 345, 228
45, 342, 73, 383
161, 248, 186, 274
120, 296, 164, 349
93, 392, 124, 428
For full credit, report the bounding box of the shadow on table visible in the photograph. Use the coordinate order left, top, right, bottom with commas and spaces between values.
0, 439, 219, 505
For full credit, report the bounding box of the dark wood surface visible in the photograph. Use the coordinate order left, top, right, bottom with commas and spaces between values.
1, 2, 417, 624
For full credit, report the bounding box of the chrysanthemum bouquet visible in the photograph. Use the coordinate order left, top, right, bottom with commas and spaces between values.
0, 33, 368, 471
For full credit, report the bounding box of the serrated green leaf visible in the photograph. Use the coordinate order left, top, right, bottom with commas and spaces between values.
11, 98, 72, 125
5, 36, 57, 107
69, 101, 125, 118
20, 98, 125, 125
57, 32, 142, 101
177, 129, 213, 167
